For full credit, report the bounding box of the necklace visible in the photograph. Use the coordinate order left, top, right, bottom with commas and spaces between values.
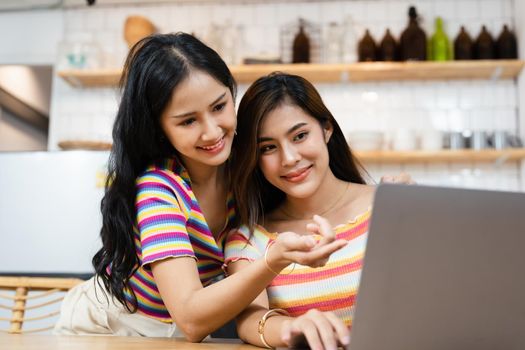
280, 182, 350, 220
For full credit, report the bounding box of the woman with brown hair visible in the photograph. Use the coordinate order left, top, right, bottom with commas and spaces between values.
225, 72, 383, 349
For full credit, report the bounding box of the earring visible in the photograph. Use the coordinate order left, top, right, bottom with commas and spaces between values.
234, 129, 238, 136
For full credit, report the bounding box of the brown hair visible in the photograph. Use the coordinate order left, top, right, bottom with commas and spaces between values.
230, 72, 367, 232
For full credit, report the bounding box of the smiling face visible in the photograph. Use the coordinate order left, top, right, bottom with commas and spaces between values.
257, 102, 333, 199
160, 69, 236, 171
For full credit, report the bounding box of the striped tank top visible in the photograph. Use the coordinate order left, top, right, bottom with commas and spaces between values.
224, 209, 370, 327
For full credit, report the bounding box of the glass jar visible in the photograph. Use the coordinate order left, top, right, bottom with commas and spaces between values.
341, 15, 359, 63
56, 33, 102, 70
324, 22, 343, 63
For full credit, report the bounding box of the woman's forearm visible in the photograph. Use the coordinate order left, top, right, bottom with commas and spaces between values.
236, 306, 290, 348
157, 229, 347, 341
153, 257, 284, 342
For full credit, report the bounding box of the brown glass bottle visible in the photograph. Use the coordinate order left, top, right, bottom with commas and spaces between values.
292, 20, 310, 63
400, 6, 427, 61
378, 29, 399, 61
358, 29, 377, 62
495, 25, 518, 59
454, 26, 473, 60
473, 25, 495, 59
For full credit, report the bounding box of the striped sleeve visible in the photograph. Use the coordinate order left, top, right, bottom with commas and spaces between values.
136, 171, 196, 266
224, 225, 267, 265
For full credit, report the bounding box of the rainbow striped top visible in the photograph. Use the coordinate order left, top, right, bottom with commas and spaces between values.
124, 157, 235, 322
224, 209, 370, 327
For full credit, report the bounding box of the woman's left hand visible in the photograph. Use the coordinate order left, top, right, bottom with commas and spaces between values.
380, 172, 416, 185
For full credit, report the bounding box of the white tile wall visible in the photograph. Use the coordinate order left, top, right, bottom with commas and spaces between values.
0, 10, 63, 65
49, 0, 523, 192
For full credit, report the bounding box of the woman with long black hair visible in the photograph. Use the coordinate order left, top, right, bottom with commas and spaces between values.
54, 33, 346, 340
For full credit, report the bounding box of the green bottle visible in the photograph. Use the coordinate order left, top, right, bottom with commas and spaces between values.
429, 17, 452, 61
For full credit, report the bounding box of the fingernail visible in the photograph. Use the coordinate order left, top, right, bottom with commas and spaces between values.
342, 336, 350, 345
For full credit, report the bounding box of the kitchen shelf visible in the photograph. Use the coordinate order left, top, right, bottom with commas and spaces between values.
355, 149, 525, 163
58, 140, 112, 151
57, 60, 525, 87
232, 60, 525, 83
56, 139, 525, 164
58, 69, 122, 88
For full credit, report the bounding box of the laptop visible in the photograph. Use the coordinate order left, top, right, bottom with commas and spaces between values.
349, 184, 525, 350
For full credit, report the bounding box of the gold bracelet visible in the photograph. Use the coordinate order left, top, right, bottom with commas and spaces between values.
264, 240, 297, 276
264, 240, 279, 275
258, 308, 290, 348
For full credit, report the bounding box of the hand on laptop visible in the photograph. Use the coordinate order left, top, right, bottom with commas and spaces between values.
281, 309, 350, 350
380, 172, 416, 185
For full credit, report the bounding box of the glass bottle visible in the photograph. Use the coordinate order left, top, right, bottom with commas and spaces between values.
495, 25, 518, 59
221, 19, 237, 65
429, 17, 451, 61
293, 19, 310, 63
205, 23, 224, 57
358, 29, 377, 62
341, 15, 359, 63
378, 29, 399, 61
400, 6, 427, 61
454, 26, 473, 60
324, 22, 343, 63
474, 25, 495, 59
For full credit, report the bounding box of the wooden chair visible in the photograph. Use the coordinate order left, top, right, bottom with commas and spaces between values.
0, 276, 84, 334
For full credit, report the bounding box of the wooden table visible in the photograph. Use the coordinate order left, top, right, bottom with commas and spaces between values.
0, 334, 260, 350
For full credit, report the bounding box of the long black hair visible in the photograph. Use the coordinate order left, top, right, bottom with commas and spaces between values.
231, 72, 366, 232
92, 32, 236, 311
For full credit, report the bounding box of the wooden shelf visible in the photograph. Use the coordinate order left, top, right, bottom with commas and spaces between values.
57, 60, 525, 87
56, 140, 525, 164
58, 140, 112, 151
232, 60, 525, 83
355, 149, 525, 163
58, 69, 122, 88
